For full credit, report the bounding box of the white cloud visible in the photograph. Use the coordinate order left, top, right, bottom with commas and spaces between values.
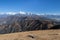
0, 11, 27, 15
0, 12, 17, 15
0, 11, 60, 15
6, 12, 17, 15
19, 11, 26, 14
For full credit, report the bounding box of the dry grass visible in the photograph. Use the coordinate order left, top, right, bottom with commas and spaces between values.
0, 30, 60, 40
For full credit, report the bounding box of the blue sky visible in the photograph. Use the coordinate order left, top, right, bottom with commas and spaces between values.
0, 0, 60, 14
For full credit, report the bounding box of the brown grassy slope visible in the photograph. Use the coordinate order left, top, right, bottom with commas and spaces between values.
0, 30, 60, 40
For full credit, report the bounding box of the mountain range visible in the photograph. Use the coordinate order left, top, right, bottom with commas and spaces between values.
0, 12, 60, 34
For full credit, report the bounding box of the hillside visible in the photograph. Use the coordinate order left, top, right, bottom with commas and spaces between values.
0, 30, 60, 40
0, 14, 60, 34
